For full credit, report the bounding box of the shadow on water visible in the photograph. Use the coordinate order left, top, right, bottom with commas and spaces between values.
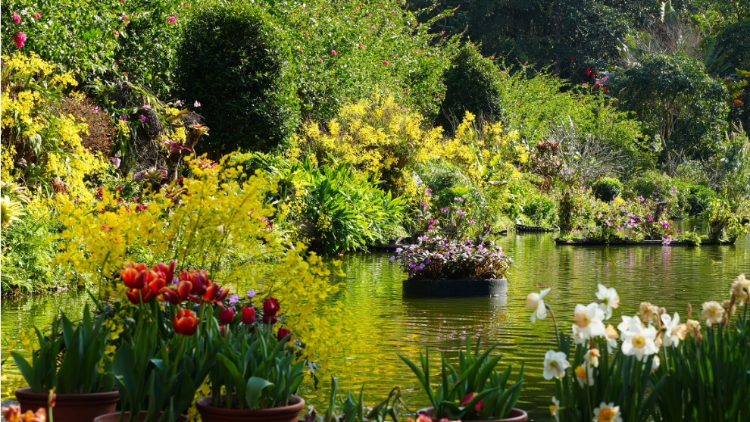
2, 230, 749, 421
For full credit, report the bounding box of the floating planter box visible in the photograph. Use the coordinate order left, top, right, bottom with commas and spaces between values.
515, 223, 557, 233
403, 278, 508, 297
554, 238, 732, 246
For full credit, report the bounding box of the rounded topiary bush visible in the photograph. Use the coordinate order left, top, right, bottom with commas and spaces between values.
591, 177, 623, 202
625, 170, 676, 201
177, 2, 300, 154
438, 43, 504, 131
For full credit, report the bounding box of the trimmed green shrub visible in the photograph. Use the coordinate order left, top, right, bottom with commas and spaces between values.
438, 44, 504, 130
592, 177, 623, 202
177, 2, 300, 154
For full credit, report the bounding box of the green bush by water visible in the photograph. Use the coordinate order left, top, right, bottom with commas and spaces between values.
592, 177, 623, 202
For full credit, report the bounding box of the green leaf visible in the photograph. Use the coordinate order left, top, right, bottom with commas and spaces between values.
246, 377, 275, 409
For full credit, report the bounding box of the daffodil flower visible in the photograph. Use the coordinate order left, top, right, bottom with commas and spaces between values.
543, 350, 570, 380
660, 312, 686, 348
595, 284, 620, 319
621, 323, 658, 361
593, 402, 622, 422
526, 288, 551, 323
572, 303, 606, 343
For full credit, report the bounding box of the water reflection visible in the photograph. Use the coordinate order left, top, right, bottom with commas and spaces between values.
2, 232, 749, 421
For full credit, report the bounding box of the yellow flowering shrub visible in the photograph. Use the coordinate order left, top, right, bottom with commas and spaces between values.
0, 52, 105, 198
55, 156, 347, 365
290, 95, 443, 194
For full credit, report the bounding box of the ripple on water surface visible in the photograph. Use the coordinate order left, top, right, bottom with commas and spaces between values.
2, 232, 749, 421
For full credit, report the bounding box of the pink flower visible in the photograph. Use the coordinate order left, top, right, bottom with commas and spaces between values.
33, 13, 41, 19
331, 49, 337, 56
318, 57, 323, 62
359, 43, 364, 49
113, 29, 120, 36
122, 15, 128, 21
167, 16, 177, 23
390, 10, 396, 14
383, 60, 389, 65
13, 32, 26, 48
12, 13, 21, 24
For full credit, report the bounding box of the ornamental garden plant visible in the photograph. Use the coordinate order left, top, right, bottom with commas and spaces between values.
527, 274, 750, 422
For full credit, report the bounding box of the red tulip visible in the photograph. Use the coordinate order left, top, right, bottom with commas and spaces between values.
460, 392, 483, 412
277, 327, 291, 342
153, 260, 175, 284
173, 308, 199, 335
159, 287, 182, 304
126, 287, 153, 304
176, 280, 191, 300
241, 307, 256, 324
180, 269, 209, 295
262, 297, 280, 324
121, 265, 143, 289
218, 308, 235, 325
202, 283, 228, 304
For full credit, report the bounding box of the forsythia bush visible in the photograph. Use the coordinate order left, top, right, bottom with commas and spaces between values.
1, 52, 105, 200
54, 157, 348, 364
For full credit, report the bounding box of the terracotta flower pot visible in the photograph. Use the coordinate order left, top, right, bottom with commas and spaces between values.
196, 394, 305, 422
15, 387, 120, 422
417, 407, 528, 422
93, 411, 188, 422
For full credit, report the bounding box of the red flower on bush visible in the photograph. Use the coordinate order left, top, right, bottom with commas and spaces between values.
262, 298, 280, 324
241, 307, 256, 324
277, 327, 291, 342
218, 308, 235, 325
174, 309, 199, 335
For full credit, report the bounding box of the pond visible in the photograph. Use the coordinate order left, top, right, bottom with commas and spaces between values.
3, 230, 750, 421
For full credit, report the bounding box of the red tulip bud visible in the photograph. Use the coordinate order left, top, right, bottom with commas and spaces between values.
173, 308, 199, 335
241, 307, 256, 324
218, 308, 235, 325
277, 327, 291, 342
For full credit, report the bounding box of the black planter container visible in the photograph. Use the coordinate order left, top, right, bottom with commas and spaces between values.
402, 278, 507, 297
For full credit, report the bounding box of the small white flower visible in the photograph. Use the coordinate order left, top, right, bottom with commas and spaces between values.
701, 301, 725, 326
550, 397, 560, 422
661, 312, 685, 348
617, 315, 643, 334
730, 274, 749, 302
621, 324, 658, 361
596, 284, 620, 319
194, 100, 201, 107
543, 350, 570, 380
584, 348, 601, 368
592, 402, 622, 422
526, 287, 551, 323
572, 303, 606, 343
651, 355, 660, 372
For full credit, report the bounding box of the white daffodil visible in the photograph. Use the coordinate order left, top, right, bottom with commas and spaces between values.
526, 288, 551, 322
584, 348, 601, 368
651, 355, 660, 372
605, 324, 619, 353
574, 364, 595, 388
617, 315, 643, 334
596, 284, 620, 319
550, 397, 560, 422
621, 324, 658, 361
701, 301, 725, 326
543, 350, 570, 380
592, 402, 622, 422
661, 312, 686, 348
572, 303, 606, 343
730, 274, 749, 302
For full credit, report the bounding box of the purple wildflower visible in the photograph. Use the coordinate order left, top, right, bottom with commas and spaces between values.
228, 294, 239, 305
246, 289, 256, 298
389, 256, 396, 262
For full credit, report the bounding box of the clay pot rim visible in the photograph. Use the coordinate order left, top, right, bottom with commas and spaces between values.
417, 406, 528, 422
196, 394, 304, 414
93, 410, 188, 422
16, 386, 120, 400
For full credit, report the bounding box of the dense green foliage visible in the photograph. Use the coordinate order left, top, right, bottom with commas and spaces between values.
617, 53, 728, 162
177, 2, 300, 154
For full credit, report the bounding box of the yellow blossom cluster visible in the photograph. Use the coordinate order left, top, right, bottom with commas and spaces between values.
54, 156, 348, 365
1, 52, 105, 199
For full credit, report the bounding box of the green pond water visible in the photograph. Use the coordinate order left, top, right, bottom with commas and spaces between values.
2, 229, 750, 421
